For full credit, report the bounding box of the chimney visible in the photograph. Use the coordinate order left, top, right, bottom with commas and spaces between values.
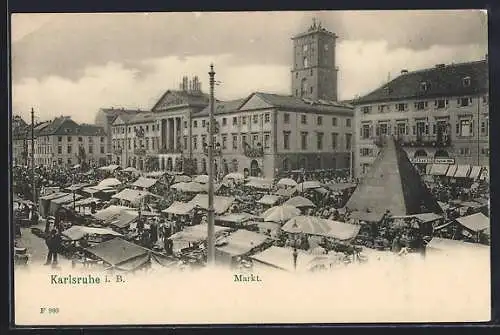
401, 69, 408, 75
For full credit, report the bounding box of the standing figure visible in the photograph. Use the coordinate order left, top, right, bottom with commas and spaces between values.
44, 229, 61, 266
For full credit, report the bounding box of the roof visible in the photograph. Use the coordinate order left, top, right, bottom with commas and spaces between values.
216, 230, 269, 256
455, 213, 489, 232
354, 59, 488, 104
151, 89, 210, 112
77, 123, 107, 136
62, 225, 122, 241
251, 92, 353, 114
112, 188, 151, 203
131, 177, 158, 189
23, 116, 107, 137
345, 135, 443, 216
188, 194, 235, 215
128, 112, 157, 125
162, 201, 195, 215
195, 99, 246, 117
291, 21, 337, 40
250, 246, 317, 272
85, 237, 148, 267
169, 223, 231, 243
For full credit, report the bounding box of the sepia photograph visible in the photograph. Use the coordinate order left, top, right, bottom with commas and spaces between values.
10, 10, 490, 325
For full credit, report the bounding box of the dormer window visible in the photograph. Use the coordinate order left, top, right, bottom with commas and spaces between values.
462, 76, 471, 87
420, 82, 429, 92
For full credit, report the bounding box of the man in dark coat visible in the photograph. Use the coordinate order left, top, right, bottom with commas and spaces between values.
44, 229, 61, 265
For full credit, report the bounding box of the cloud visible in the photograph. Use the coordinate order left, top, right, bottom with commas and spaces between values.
11, 11, 487, 82
12, 40, 487, 125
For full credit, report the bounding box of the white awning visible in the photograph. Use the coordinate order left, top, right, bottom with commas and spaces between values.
454, 165, 471, 178
429, 164, 450, 176
468, 166, 482, 180
162, 201, 195, 215
446, 165, 458, 177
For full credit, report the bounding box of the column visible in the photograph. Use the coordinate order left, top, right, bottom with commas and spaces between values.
173, 117, 178, 151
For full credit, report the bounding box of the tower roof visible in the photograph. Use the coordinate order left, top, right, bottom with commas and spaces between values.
345, 136, 442, 217
291, 18, 337, 40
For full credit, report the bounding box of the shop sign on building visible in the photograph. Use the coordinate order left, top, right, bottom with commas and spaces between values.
410, 157, 455, 164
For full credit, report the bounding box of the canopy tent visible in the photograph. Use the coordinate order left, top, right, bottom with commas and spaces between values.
347, 210, 385, 223
250, 246, 317, 273
253, 221, 281, 235
313, 187, 329, 195
446, 165, 458, 177
72, 164, 81, 169
92, 205, 139, 228
215, 213, 258, 224
85, 237, 149, 271
108, 211, 139, 229
169, 223, 231, 243
277, 178, 298, 187
282, 215, 360, 240
245, 178, 274, 190
296, 181, 322, 192
98, 165, 121, 172
112, 188, 151, 204
64, 183, 92, 192
468, 166, 482, 180
392, 212, 443, 223
322, 183, 357, 192
71, 197, 102, 207
188, 194, 235, 215
454, 165, 471, 178
455, 213, 489, 233
82, 186, 116, 195
40, 192, 68, 201
173, 175, 192, 183
162, 201, 195, 216
345, 136, 442, 216
262, 205, 301, 223
193, 175, 209, 184
223, 173, 245, 181
97, 178, 122, 189
51, 193, 83, 205
144, 171, 167, 178
131, 177, 158, 189
257, 194, 281, 206
171, 182, 206, 193
216, 230, 269, 258
284, 196, 316, 208
123, 166, 140, 173
429, 164, 450, 176
62, 225, 122, 241
275, 187, 297, 197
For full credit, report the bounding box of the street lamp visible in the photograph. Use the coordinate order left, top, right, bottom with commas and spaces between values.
207, 64, 216, 266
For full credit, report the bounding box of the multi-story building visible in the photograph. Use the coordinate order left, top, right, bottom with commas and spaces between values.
107, 20, 354, 178
352, 59, 489, 178
13, 116, 108, 168
12, 115, 29, 166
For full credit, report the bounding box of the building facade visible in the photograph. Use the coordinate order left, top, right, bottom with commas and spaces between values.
352, 59, 489, 178
13, 116, 108, 168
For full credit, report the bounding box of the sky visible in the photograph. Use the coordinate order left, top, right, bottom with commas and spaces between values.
11, 11, 488, 124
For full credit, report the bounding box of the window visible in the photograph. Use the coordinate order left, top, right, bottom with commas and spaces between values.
301, 78, 307, 96
459, 119, 472, 137
459, 98, 470, 107
420, 82, 428, 91
202, 120, 206, 127
128, 139, 131, 149
378, 105, 388, 113
253, 115, 258, 124
241, 134, 247, 147
68, 136, 72, 142
193, 120, 198, 128
222, 135, 227, 149
88, 146, 93, 154
284, 113, 290, 124
193, 136, 198, 150
346, 119, 351, 127
481, 121, 488, 135
67, 145, 72, 154
295, 73, 298, 79
67, 158, 72, 165
252, 134, 259, 146
310, 86, 313, 94
361, 125, 370, 139
232, 134, 238, 149
184, 121, 188, 128
183, 136, 188, 149
58, 146, 62, 154
362, 106, 372, 114
58, 136, 62, 142
462, 76, 471, 87
301, 132, 308, 150
324, 44, 329, 51
332, 132, 339, 149
345, 134, 352, 150
222, 118, 227, 126
242, 116, 247, 125
310, 69, 313, 76
263, 134, 270, 148
232, 117, 238, 126
459, 147, 471, 156
144, 125, 148, 132
483, 95, 488, 104
301, 115, 307, 124
303, 44, 308, 52
283, 131, 290, 150
379, 123, 388, 135
100, 137, 104, 143
397, 103, 406, 112
152, 138, 155, 150
435, 99, 446, 109
317, 132, 324, 150
88, 137, 93, 143
201, 135, 207, 146
303, 57, 308, 68
481, 148, 490, 156
264, 113, 270, 123
317, 116, 323, 125
360, 148, 373, 157
100, 146, 105, 154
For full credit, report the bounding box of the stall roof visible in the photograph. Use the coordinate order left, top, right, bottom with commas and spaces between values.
348, 210, 385, 223
169, 223, 231, 243
64, 183, 92, 191
132, 177, 158, 189
97, 178, 122, 189
144, 171, 167, 178
275, 187, 297, 197
455, 213, 489, 232
62, 225, 122, 241
245, 178, 273, 189
284, 196, 316, 208
446, 165, 458, 177
429, 164, 450, 176
392, 212, 443, 223
323, 183, 357, 191
459, 201, 484, 209
39, 192, 69, 201
98, 165, 121, 171
112, 188, 151, 203
215, 213, 257, 223
189, 194, 235, 214
468, 166, 482, 180
282, 216, 360, 240
216, 230, 269, 256
72, 197, 102, 207
257, 194, 281, 206
108, 210, 139, 229
51, 194, 83, 205
250, 246, 317, 272
454, 165, 471, 178
162, 201, 195, 215
85, 237, 148, 267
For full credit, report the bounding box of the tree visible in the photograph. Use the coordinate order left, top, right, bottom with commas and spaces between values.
183, 158, 197, 176
76, 145, 88, 170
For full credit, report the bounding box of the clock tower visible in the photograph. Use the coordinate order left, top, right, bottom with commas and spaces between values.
291, 19, 338, 101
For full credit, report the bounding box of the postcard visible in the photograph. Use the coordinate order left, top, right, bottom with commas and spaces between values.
11, 10, 490, 326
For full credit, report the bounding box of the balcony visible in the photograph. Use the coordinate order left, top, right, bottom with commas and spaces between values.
396, 135, 451, 148
243, 142, 264, 158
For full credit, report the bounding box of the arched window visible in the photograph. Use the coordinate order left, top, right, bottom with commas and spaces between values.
250, 160, 259, 177
231, 159, 239, 173
282, 158, 290, 171
166, 157, 173, 171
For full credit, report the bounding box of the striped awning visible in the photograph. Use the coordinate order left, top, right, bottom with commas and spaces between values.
479, 167, 489, 180
454, 165, 471, 178
468, 166, 482, 180
429, 164, 450, 176
446, 165, 458, 177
